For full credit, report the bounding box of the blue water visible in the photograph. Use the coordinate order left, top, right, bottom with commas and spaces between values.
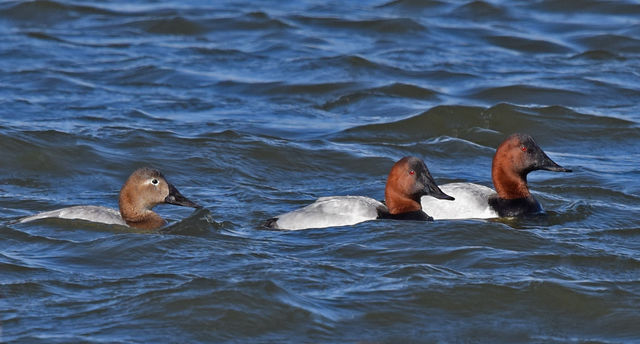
1, 0, 639, 342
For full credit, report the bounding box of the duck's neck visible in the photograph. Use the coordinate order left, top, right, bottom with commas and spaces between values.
119, 196, 166, 230
385, 189, 422, 215
492, 166, 531, 199
121, 210, 167, 230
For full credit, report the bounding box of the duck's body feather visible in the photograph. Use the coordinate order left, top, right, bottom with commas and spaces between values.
19, 205, 127, 226
271, 196, 384, 230
421, 183, 498, 220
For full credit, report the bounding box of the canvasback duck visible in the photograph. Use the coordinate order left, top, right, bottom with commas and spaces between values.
421, 133, 571, 219
265, 156, 454, 230
19, 167, 200, 230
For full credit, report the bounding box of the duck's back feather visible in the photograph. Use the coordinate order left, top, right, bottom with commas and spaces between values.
269, 196, 384, 230
421, 182, 498, 220
19, 205, 127, 226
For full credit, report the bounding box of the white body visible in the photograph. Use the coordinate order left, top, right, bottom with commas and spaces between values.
421, 182, 498, 220
273, 196, 384, 230
19, 205, 127, 226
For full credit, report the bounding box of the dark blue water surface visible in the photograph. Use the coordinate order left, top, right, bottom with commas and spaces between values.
1, 0, 640, 342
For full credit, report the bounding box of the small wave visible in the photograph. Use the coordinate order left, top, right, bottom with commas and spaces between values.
375, 83, 439, 99
290, 15, 425, 34
11, 70, 97, 93
485, 35, 572, 54
123, 11, 293, 36
132, 16, 206, 35
570, 50, 625, 60
452, 1, 509, 19
319, 83, 439, 111
224, 11, 293, 31
0, 129, 104, 175
529, 252, 640, 276
575, 34, 640, 54
290, 54, 431, 81
190, 47, 258, 60
101, 65, 210, 88
469, 84, 588, 107
263, 81, 358, 96
0, 0, 115, 23
335, 105, 491, 144
534, 0, 640, 16
383, 264, 465, 280
24, 31, 66, 43
415, 279, 611, 319
334, 103, 637, 152
377, 0, 448, 10
316, 54, 384, 70
159, 208, 227, 236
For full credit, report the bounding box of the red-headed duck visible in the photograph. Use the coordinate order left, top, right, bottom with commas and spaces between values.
19, 167, 200, 230
265, 156, 454, 230
421, 133, 571, 219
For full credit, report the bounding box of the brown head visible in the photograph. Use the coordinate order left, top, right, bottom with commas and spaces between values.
384, 156, 454, 215
492, 133, 571, 199
118, 167, 200, 230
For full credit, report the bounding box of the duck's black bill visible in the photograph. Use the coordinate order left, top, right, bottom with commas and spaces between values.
539, 152, 572, 173
431, 187, 455, 201
165, 183, 201, 208
424, 182, 455, 201
419, 170, 455, 201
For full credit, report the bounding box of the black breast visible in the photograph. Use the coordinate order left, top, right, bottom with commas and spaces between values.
377, 208, 434, 221
488, 195, 543, 217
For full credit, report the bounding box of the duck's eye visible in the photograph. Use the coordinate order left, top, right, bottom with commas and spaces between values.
151, 179, 159, 185
521, 146, 527, 152
409, 170, 415, 175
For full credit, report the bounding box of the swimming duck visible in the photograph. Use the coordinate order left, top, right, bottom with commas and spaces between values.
19, 167, 200, 230
421, 133, 571, 219
265, 156, 454, 230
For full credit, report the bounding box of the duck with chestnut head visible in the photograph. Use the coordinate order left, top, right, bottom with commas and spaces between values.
265, 156, 453, 230
421, 133, 572, 219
